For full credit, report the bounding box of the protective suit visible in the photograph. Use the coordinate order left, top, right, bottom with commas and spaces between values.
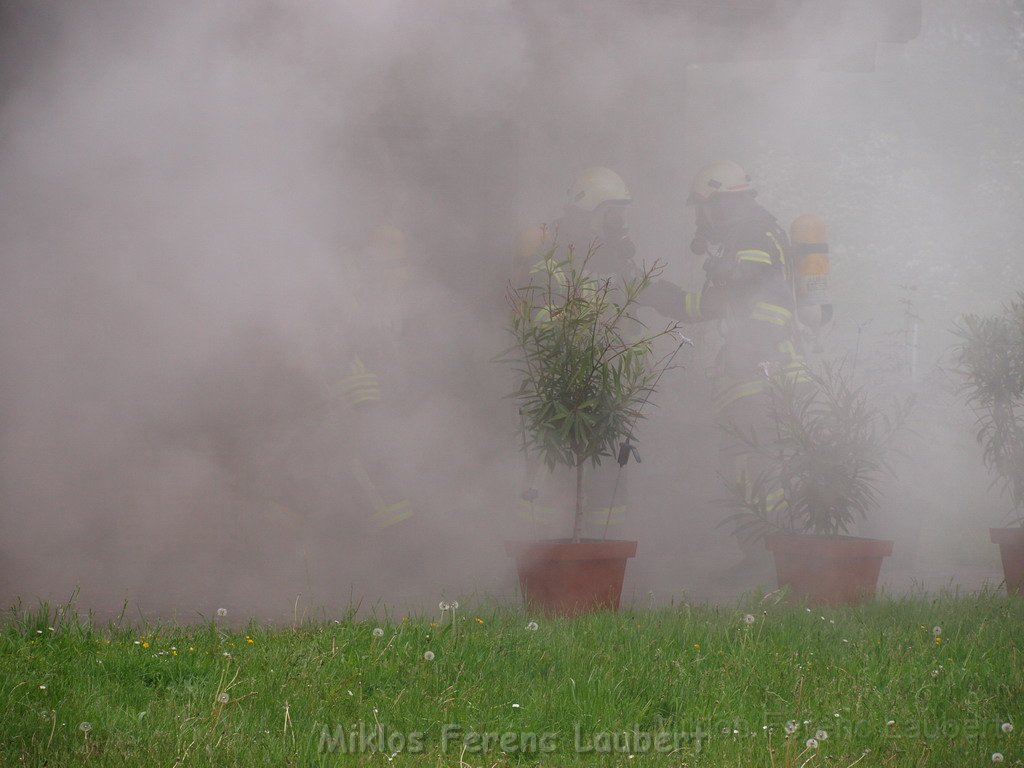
642, 161, 810, 533
513, 167, 640, 536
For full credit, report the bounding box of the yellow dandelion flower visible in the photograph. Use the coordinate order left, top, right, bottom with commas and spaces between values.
475, 617, 484, 625
171, 650, 178, 657
430, 623, 439, 628
142, 641, 150, 649
693, 643, 701, 651
934, 636, 941, 646
246, 636, 254, 644
188, 646, 195, 652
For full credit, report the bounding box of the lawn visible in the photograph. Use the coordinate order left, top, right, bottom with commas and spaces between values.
1, 591, 1020, 766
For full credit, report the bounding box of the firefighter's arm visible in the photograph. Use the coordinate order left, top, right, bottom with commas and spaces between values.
641, 278, 708, 323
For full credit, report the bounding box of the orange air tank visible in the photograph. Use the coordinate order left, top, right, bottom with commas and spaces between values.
789, 213, 833, 328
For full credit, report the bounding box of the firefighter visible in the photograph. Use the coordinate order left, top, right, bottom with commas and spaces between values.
515, 166, 636, 286
334, 224, 424, 587
514, 167, 640, 535
641, 161, 810, 550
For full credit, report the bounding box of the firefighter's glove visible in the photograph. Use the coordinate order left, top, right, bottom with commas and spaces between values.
640, 278, 685, 320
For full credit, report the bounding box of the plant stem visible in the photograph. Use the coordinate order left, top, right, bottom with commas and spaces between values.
573, 460, 585, 543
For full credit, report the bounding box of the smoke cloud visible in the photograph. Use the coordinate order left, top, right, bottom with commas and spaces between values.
1, 0, 1021, 620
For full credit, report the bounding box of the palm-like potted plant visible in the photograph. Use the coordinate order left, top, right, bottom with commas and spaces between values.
720, 364, 910, 604
501, 245, 682, 615
953, 293, 1024, 594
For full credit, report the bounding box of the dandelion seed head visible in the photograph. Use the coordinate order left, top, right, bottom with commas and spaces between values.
372, 627, 385, 638
785, 721, 798, 735
992, 753, 1004, 763
1002, 722, 1013, 734
887, 720, 896, 727
438, 601, 449, 611
931, 669, 939, 678
526, 621, 539, 631
743, 614, 756, 625
450, 601, 459, 610
932, 626, 942, 636
216, 608, 227, 617
816, 729, 828, 741
423, 650, 435, 661
78, 721, 91, 733
806, 738, 818, 749
217, 692, 229, 704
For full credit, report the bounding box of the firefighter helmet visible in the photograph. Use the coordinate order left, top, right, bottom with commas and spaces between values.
687, 160, 755, 205
367, 224, 409, 282
566, 167, 632, 212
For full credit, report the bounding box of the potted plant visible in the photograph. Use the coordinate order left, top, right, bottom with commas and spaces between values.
953, 293, 1024, 594
501, 245, 682, 615
720, 364, 910, 604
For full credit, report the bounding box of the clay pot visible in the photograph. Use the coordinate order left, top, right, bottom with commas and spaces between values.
990, 528, 1024, 595
765, 533, 893, 605
504, 539, 637, 616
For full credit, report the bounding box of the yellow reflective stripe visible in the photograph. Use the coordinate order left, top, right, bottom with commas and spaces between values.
518, 501, 557, 524
352, 460, 413, 527
342, 356, 382, 406
587, 505, 627, 525
750, 311, 787, 327
784, 368, 813, 384
751, 301, 792, 327
736, 249, 772, 265
684, 291, 702, 320
767, 231, 786, 266
714, 378, 767, 412
766, 488, 788, 514
342, 379, 381, 406
755, 302, 793, 321
371, 499, 413, 528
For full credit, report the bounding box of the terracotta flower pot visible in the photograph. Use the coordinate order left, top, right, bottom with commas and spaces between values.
504, 539, 637, 616
990, 528, 1024, 595
765, 533, 893, 605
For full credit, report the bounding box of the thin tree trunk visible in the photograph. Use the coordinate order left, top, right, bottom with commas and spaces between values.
572, 460, 585, 543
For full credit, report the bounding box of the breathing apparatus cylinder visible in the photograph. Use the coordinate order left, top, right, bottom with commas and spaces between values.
789, 213, 833, 328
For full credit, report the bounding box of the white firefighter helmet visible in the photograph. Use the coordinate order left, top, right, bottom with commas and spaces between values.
367, 223, 409, 282
567, 167, 632, 212
687, 160, 755, 205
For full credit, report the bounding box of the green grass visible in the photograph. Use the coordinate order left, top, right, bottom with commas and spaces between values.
1, 592, 1021, 766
